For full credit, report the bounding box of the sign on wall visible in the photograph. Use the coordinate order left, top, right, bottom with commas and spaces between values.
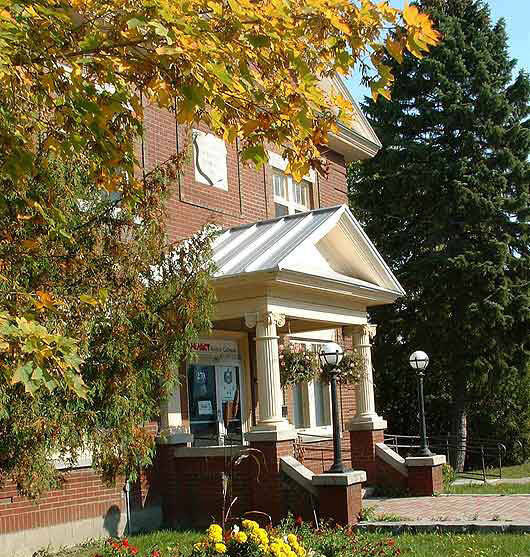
192, 129, 228, 190
191, 339, 239, 360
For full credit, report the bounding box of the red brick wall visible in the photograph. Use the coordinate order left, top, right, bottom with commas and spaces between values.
375, 458, 408, 492
350, 430, 385, 483
0, 422, 160, 537
407, 465, 443, 496
0, 469, 124, 536
141, 106, 349, 242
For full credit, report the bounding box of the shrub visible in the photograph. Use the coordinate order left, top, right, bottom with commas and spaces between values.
442, 463, 456, 490
277, 516, 400, 557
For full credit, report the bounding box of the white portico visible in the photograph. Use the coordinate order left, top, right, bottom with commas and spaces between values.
179, 204, 405, 444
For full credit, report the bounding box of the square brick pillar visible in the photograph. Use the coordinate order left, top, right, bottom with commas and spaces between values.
312, 471, 366, 525
246, 430, 296, 524
155, 432, 192, 526
349, 429, 385, 484
406, 455, 445, 496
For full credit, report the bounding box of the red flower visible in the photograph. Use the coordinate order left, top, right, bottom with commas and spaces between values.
130, 548, 138, 555
295, 516, 303, 526
122, 539, 129, 547
151, 551, 161, 557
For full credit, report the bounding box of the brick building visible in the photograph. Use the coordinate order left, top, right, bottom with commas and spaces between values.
1, 76, 445, 556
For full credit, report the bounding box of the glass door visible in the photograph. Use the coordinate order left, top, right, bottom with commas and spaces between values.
217, 365, 242, 446
188, 363, 243, 446
188, 364, 219, 446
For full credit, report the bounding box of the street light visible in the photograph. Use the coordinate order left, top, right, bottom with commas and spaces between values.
409, 350, 433, 457
319, 342, 351, 473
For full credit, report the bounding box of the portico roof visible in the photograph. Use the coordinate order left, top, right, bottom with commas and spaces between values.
212, 205, 405, 305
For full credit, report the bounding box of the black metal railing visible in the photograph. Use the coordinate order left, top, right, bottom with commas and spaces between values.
383, 433, 509, 481
294, 432, 334, 471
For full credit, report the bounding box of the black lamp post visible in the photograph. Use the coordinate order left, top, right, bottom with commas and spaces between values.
319, 342, 351, 474
409, 350, 433, 457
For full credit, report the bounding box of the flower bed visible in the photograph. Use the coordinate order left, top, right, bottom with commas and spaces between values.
90, 518, 399, 557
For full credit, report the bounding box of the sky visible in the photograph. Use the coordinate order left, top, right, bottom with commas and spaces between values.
345, 0, 530, 102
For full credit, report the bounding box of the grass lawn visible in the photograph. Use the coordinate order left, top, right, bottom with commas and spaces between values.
367, 532, 530, 556
445, 482, 530, 495
48, 529, 530, 557
51, 530, 201, 557
457, 461, 530, 481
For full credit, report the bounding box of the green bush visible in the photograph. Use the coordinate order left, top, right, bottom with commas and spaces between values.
442, 463, 456, 490
277, 516, 400, 557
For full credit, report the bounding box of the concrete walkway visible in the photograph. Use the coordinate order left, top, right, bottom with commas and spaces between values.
365, 495, 530, 523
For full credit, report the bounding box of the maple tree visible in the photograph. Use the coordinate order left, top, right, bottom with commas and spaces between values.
0, 0, 440, 495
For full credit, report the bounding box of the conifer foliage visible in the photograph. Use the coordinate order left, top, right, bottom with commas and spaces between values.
349, 0, 530, 469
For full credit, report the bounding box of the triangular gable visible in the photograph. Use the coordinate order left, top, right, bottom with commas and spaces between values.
212, 205, 404, 297
319, 75, 382, 149
278, 205, 404, 295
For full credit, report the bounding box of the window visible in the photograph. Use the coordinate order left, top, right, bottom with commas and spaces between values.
273, 170, 312, 217
289, 340, 332, 432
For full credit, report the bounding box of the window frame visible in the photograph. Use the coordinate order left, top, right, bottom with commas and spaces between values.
288, 339, 333, 438
272, 170, 312, 216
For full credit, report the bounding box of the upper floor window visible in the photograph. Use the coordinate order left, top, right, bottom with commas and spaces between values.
273, 171, 312, 217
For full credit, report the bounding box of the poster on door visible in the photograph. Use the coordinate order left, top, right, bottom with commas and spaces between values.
220, 367, 237, 402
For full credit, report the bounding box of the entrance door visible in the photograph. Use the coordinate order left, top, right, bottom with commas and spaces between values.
187, 363, 243, 446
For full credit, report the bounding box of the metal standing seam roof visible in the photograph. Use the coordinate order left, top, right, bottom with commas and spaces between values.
212, 205, 342, 278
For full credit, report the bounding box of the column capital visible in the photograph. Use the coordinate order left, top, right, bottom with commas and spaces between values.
343, 323, 377, 340
245, 311, 286, 329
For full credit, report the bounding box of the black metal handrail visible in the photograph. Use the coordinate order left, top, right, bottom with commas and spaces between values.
384, 433, 511, 481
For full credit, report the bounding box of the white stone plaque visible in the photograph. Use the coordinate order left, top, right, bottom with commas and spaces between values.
192, 129, 228, 190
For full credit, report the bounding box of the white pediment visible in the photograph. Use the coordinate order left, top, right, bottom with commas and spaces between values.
212, 205, 404, 300
278, 206, 403, 294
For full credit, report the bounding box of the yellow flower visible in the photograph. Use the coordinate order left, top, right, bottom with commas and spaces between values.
289, 551, 297, 557
298, 548, 306, 557
257, 528, 269, 543
270, 542, 281, 555
287, 535, 297, 545
215, 543, 227, 554
208, 524, 223, 543
235, 531, 248, 544
242, 519, 259, 531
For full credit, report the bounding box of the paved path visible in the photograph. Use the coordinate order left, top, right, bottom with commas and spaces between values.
365, 495, 530, 523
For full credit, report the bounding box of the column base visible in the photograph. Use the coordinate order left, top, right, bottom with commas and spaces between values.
245, 425, 297, 443
156, 429, 193, 446
348, 416, 387, 431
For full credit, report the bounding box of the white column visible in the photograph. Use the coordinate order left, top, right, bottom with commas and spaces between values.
159, 385, 193, 445
160, 387, 183, 430
245, 311, 295, 438
346, 324, 387, 431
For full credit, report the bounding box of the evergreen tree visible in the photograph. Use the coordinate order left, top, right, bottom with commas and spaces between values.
349, 0, 530, 470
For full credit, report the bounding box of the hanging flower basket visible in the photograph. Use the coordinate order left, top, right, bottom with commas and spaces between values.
279, 342, 319, 387
319, 350, 364, 385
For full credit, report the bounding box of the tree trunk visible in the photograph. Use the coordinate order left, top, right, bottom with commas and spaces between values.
451, 399, 467, 472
